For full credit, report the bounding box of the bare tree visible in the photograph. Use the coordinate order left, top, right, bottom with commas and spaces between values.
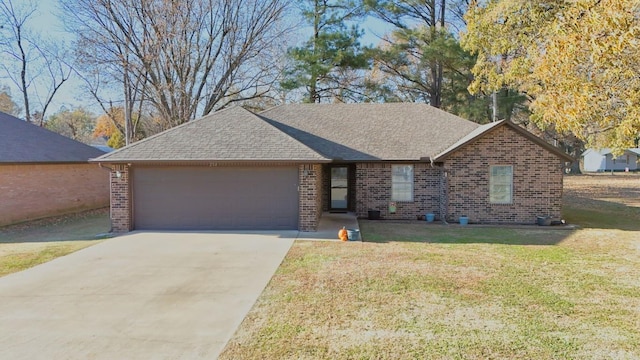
0, 0, 71, 125
61, 0, 291, 137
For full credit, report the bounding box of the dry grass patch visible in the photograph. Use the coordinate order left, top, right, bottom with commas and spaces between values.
0, 208, 109, 277
220, 176, 640, 359
564, 174, 640, 208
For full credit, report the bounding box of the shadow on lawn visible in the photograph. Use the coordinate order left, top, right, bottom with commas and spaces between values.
562, 197, 640, 231
0, 209, 111, 244
359, 220, 574, 245
360, 195, 640, 244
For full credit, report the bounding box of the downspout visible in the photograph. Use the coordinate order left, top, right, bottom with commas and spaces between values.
440, 167, 449, 225
429, 157, 448, 225
98, 162, 114, 233
98, 162, 114, 172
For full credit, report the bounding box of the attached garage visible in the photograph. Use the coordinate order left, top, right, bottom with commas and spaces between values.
95, 104, 571, 233
132, 166, 299, 230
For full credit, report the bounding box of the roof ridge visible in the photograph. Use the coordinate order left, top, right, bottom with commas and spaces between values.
259, 102, 479, 125
92, 106, 243, 161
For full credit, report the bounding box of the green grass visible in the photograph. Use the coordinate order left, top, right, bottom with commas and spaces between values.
0, 241, 99, 277
220, 178, 640, 360
563, 202, 640, 230
361, 222, 570, 245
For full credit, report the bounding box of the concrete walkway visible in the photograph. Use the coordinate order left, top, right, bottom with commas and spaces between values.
296, 212, 360, 241
0, 231, 295, 360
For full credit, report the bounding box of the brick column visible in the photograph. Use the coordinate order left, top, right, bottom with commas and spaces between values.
110, 164, 132, 232
299, 164, 321, 232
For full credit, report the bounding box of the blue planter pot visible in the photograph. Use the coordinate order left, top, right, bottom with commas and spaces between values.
426, 213, 435, 222
347, 229, 360, 241
459, 216, 469, 226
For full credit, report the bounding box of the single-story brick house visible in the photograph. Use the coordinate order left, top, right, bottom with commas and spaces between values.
581, 148, 640, 172
92, 103, 572, 232
0, 111, 109, 226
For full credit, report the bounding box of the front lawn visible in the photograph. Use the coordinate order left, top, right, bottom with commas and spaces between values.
220, 175, 640, 359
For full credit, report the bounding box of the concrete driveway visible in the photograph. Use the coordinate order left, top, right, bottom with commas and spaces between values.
0, 231, 296, 359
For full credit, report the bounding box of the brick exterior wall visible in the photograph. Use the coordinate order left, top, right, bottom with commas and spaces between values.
109, 164, 132, 232
0, 163, 109, 226
443, 126, 564, 224
355, 163, 441, 220
299, 164, 322, 231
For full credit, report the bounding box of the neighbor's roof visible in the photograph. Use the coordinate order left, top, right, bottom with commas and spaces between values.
91, 145, 115, 153
0, 111, 105, 163
95, 106, 329, 162
258, 103, 480, 161
582, 148, 640, 156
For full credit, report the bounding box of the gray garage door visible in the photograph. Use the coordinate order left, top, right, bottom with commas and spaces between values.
133, 166, 299, 230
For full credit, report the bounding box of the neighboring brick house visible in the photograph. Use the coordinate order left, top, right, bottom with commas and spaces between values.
0, 112, 109, 226
93, 103, 572, 232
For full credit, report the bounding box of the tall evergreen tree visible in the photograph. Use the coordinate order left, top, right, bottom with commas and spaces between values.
364, 0, 527, 124
282, 0, 371, 103
364, 0, 448, 107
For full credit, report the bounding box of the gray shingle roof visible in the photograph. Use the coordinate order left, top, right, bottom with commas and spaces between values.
258, 103, 480, 161
0, 111, 105, 163
95, 106, 329, 162
94, 103, 570, 164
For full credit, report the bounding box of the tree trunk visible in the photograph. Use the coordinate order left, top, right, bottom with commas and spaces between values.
310, 0, 321, 103
429, 0, 442, 108
17, 25, 31, 123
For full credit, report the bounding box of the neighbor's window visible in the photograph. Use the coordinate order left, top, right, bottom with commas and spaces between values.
392, 165, 413, 201
490, 165, 513, 204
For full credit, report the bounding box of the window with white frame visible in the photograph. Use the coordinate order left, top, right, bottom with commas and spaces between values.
392, 165, 413, 202
490, 165, 513, 204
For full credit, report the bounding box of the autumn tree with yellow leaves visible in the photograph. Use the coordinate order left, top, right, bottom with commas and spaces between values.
462, 0, 640, 151
92, 107, 163, 149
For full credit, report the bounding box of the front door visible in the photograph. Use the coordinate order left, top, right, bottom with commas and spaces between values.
330, 166, 348, 210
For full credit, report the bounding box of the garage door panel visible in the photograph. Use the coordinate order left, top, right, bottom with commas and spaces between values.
133, 166, 299, 230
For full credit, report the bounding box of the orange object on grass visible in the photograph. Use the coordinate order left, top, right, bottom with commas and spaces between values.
338, 226, 348, 241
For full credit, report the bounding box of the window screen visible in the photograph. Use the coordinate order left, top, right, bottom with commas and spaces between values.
490, 165, 513, 204
392, 165, 413, 202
